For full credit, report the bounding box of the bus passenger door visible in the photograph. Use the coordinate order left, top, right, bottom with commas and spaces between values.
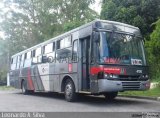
81, 37, 90, 90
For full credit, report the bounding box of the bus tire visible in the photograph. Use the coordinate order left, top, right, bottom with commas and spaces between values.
104, 92, 118, 101
21, 80, 29, 95
64, 79, 77, 102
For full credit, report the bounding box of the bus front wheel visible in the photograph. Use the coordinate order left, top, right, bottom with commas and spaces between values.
64, 79, 77, 102
104, 92, 118, 100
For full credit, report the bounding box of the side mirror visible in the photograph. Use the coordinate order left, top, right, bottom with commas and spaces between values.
93, 32, 100, 43
42, 55, 48, 63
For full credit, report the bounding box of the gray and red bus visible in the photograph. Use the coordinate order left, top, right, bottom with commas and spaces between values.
9, 19, 150, 102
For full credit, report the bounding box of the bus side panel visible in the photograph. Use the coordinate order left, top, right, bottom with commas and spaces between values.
59, 62, 78, 92
20, 67, 33, 91
54, 60, 69, 92
9, 70, 21, 89
31, 65, 45, 91
72, 63, 78, 92
37, 64, 51, 91
19, 66, 44, 91
72, 31, 80, 92
54, 59, 78, 92
48, 63, 58, 92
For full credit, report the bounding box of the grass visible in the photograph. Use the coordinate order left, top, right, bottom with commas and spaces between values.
0, 86, 15, 90
119, 86, 160, 98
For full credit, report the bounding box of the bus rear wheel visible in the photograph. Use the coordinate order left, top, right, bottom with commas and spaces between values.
104, 92, 118, 101
64, 79, 77, 102
21, 81, 29, 95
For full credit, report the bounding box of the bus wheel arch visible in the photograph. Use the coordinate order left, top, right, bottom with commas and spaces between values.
61, 76, 77, 102
61, 76, 73, 92
21, 79, 25, 89
21, 79, 29, 94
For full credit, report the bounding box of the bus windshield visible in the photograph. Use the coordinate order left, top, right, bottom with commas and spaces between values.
98, 32, 146, 65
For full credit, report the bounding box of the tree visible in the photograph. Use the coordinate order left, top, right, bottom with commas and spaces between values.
145, 19, 160, 80
1, 0, 98, 52
100, 0, 160, 37
0, 39, 8, 82
0, 0, 98, 81
101, 0, 160, 80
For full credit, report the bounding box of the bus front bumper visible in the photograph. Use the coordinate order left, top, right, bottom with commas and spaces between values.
98, 79, 150, 93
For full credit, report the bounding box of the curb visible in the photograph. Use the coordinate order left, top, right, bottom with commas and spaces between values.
118, 95, 160, 101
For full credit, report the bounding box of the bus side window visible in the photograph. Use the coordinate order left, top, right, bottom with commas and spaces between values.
32, 50, 36, 57
64, 35, 72, 47
16, 55, 21, 69
11, 58, 13, 64
24, 51, 32, 67
72, 40, 78, 62
56, 47, 72, 61
11, 57, 17, 70
44, 43, 53, 54
27, 51, 31, 59
20, 54, 25, 68
56, 37, 72, 61
32, 49, 37, 64
37, 47, 42, 63
43, 42, 56, 63
57, 40, 61, 50
32, 47, 42, 64
53, 42, 55, 51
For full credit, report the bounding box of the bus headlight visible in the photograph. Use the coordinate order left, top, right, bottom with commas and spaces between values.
141, 74, 149, 79
104, 73, 118, 79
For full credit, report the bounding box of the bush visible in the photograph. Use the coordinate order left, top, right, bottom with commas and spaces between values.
145, 19, 160, 81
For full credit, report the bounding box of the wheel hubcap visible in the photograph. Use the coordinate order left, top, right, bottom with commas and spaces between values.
22, 84, 25, 93
66, 83, 72, 97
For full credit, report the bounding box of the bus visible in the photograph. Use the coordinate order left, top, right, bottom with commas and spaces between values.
9, 19, 150, 102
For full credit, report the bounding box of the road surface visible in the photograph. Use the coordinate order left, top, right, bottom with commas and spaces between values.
0, 90, 159, 112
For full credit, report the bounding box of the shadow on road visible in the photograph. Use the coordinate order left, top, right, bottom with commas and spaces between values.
15, 91, 148, 107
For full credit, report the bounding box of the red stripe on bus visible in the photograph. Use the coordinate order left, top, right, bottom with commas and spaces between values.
27, 68, 34, 90
90, 67, 121, 75
103, 67, 121, 74
90, 67, 103, 75
68, 64, 72, 72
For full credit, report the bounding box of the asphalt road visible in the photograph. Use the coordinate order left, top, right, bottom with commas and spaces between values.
0, 90, 159, 112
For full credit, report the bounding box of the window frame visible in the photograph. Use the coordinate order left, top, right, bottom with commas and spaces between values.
44, 42, 55, 54
56, 35, 72, 50
72, 39, 78, 62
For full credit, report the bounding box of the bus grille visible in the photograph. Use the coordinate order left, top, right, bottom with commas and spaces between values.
122, 82, 140, 90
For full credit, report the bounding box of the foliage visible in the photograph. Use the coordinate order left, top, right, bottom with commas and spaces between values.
0, 86, 15, 90
1, 0, 97, 52
119, 84, 160, 97
145, 19, 160, 81
100, 0, 160, 36
0, 0, 98, 81
0, 40, 8, 82
101, 0, 160, 81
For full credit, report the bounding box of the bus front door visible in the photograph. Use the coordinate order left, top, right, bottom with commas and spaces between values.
81, 37, 90, 91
